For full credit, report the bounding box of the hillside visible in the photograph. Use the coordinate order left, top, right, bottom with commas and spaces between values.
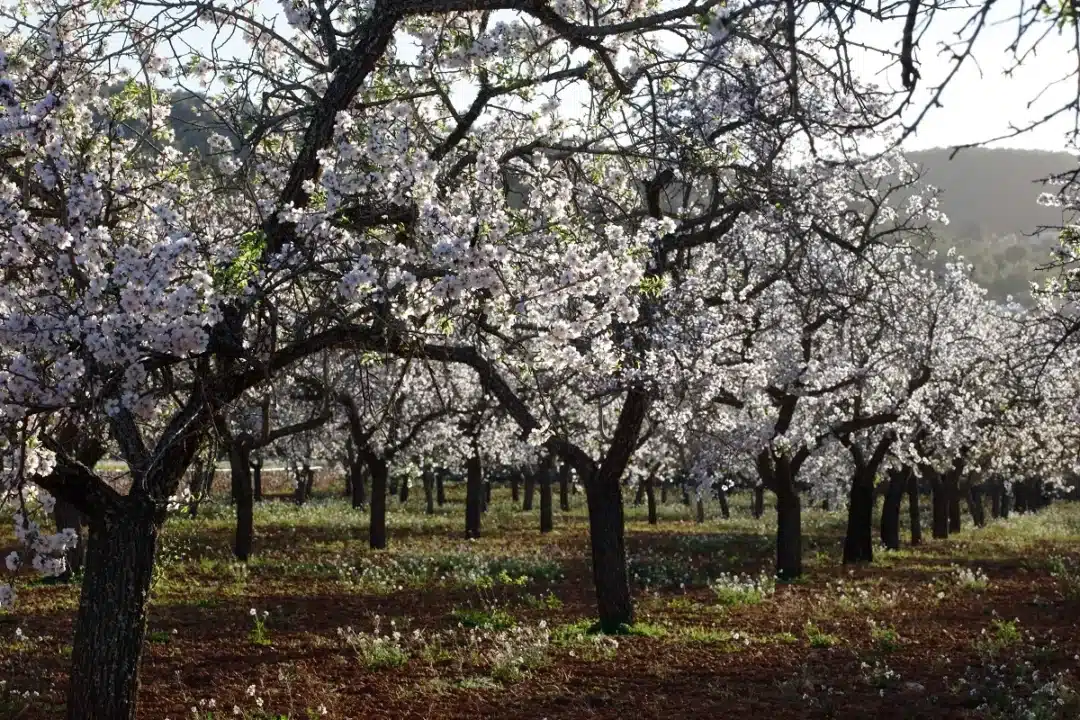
905, 147, 1078, 299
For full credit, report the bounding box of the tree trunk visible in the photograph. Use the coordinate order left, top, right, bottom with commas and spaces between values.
523, 470, 535, 511
646, 473, 658, 525
634, 477, 645, 506
1000, 486, 1011, 519
752, 486, 765, 519
436, 472, 446, 506
540, 461, 554, 534
511, 471, 520, 504
907, 472, 921, 546
482, 479, 491, 512
716, 485, 730, 519
559, 462, 571, 512
423, 468, 435, 515
399, 473, 410, 504
695, 497, 705, 524
775, 480, 802, 580
1014, 481, 1028, 514
369, 457, 388, 549
465, 453, 483, 539
66, 503, 159, 720
53, 500, 88, 580
660, 481, 668, 505
188, 459, 204, 517
843, 471, 875, 564
252, 458, 263, 503
990, 482, 1001, 518
229, 444, 254, 562
350, 460, 367, 509
967, 483, 986, 528
947, 473, 961, 534
880, 470, 905, 551
583, 467, 633, 631
931, 474, 949, 539
304, 462, 315, 500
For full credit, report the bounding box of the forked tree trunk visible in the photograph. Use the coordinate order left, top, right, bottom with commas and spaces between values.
559, 462, 571, 512
775, 479, 802, 580
465, 452, 483, 539
907, 472, 922, 546
540, 462, 554, 534
369, 457, 388, 549
880, 470, 906, 551
67, 502, 159, 720
843, 470, 875, 564
229, 444, 254, 561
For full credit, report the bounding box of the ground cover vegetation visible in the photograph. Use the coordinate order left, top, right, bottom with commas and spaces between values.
3, 0, 1080, 717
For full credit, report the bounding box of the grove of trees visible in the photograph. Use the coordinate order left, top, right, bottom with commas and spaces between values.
1, 0, 1080, 718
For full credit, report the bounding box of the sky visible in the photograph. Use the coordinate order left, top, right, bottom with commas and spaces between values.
857, 3, 1080, 154
139, 0, 1080, 156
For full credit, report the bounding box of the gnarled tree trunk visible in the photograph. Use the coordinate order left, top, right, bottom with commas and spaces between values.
66, 500, 160, 720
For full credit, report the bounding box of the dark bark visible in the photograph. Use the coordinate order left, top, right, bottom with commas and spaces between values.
967, 483, 986, 528
1014, 481, 1028, 514
511, 471, 519, 504
930, 472, 949, 539
907, 472, 922, 546
559, 462, 571, 512
947, 472, 962, 534
775, 480, 802, 580
633, 477, 645, 506
66, 502, 159, 720
540, 460, 554, 534
252, 458, 263, 503
368, 456, 388, 549
646, 473, 658, 525
228, 443, 254, 562
523, 470, 535, 511
1000, 486, 1011, 519
660, 481, 668, 505
53, 499, 88, 579
695, 497, 705, 524
304, 462, 315, 500
423, 467, 435, 515
583, 466, 632, 630
399, 473, 410, 504
716, 485, 730, 519
465, 451, 483, 539
436, 472, 446, 506
880, 469, 906, 551
752, 486, 765, 519
482, 479, 491, 512
350, 460, 367, 509
990, 482, 1001, 519
843, 470, 875, 563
